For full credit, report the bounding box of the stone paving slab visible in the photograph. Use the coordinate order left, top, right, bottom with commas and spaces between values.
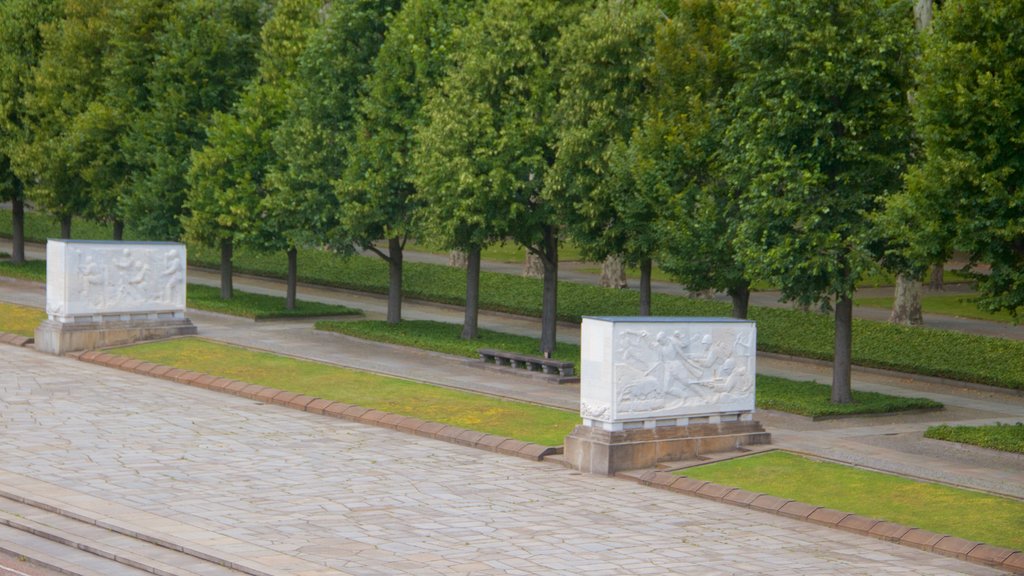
0, 346, 1009, 575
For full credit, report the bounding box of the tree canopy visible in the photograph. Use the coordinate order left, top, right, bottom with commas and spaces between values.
904, 0, 1024, 317
728, 0, 915, 401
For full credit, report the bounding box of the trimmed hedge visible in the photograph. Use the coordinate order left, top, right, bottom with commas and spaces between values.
925, 422, 1024, 454
3, 210, 1023, 390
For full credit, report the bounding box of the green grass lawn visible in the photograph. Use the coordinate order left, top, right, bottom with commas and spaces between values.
925, 422, 1024, 454
315, 319, 580, 364
680, 450, 1024, 551
0, 302, 46, 337
756, 375, 943, 418
110, 337, 579, 446
187, 284, 360, 320
857, 293, 1019, 324
0, 260, 47, 282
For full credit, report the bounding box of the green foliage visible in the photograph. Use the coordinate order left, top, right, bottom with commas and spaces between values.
728, 0, 915, 305
11, 0, 112, 232
0, 0, 60, 207
925, 422, 1024, 454
755, 375, 942, 417
186, 284, 360, 320
0, 259, 47, 282
680, 450, 1024, 551
339, 0, 476, 251
315, 319, 580, 364
111, 337, 579, 446
268, 0, 400, 252
413, 0, 586, 253
121, 0, 264, 240
903, 0, 1024, 317
547, 0, 659, 265
641, 0, 749, 299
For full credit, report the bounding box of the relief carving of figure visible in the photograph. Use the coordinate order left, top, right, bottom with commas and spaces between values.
160, 250, 183, 304
77, 252, 105, 307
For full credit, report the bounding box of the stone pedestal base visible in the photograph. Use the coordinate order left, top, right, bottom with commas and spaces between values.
35, 318, 197, 356
563, 421, 771, 475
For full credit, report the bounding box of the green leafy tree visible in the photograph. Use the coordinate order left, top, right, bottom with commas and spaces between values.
340, 0, 476, 325
629, 0, 749, 317
547, 0, 659, 315
121, 0, 264, 241
728, 0, 915, 402
0, 0, 61, 261
414, 0, 585, 356
185, 0, 321, 302
268, 0, 401, 279
901, 0, 1024, 318
12, 0, 111, 239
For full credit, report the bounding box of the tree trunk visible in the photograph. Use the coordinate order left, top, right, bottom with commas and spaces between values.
600, 254, 627, 289
539, 227, 558, 358
523, 251, 543, 278
10, 197, 25, 264
448, 249, 468, 268
729, 281, 751, 319
219, 238, 233, 300
889, 273, 923, 325
928, 264, 944, 290
59, 214, 72, 239
386, 236, 403, 324
639, 258, 652, 316
113, 220, 124, 241
286, 247, 297, 310
832, 293, 854, 404
462, 246, 481, 339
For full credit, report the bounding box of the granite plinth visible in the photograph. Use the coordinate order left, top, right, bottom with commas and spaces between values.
563, 420, 771, 475
35, 317, 197, 356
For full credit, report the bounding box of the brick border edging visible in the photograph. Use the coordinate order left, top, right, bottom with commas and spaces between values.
630, 470, 1024, 574
70, 350, 560, 463
0, 331, 33, 347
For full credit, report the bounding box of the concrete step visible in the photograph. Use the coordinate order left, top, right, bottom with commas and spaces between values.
0, 495, 247, 576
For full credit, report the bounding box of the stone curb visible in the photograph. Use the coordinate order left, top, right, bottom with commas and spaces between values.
0, 331, 33, 347
74, 352, 560, 463
633, 473, 1024, 575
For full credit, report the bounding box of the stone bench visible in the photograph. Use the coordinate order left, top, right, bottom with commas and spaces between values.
477, 348, 575, 377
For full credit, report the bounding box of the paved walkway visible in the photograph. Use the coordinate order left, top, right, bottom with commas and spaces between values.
0, 346, 1006, 575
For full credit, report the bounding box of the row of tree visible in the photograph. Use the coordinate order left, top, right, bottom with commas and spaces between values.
2, 0, 1021, 403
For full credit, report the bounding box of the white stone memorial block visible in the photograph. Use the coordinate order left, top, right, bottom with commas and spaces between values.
45, 239, 187, 323
36, 240, 196, 355
580, 317, 756, 431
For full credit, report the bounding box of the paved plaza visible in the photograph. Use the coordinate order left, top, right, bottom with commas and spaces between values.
0, 345, 1009, 575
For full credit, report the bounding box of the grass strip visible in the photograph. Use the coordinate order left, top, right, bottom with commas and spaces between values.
315, 319, 580, 364
317, 319, 941, 417
857, 293, 1019, 324
679, 450, 1024, 551
755, 375, 943, 418
924, 422, 1024, 454
111, 337, 579, 446
3, 210, 1023, 391
0, 302, 47, 337
187, 284, 360, 320
0, 260, 46, 282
